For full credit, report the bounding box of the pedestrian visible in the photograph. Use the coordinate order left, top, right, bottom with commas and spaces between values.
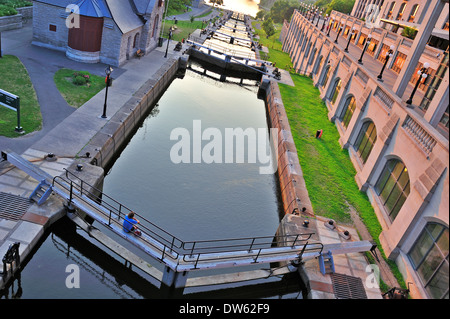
123, 212, 141, 236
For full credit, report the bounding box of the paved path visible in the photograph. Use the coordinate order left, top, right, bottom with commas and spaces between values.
167, 3, 218, 21
0, 21, 126, 155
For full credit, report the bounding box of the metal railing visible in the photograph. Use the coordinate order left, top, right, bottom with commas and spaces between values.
52, 169, 323, 270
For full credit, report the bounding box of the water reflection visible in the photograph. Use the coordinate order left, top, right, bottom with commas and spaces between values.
216, 0, 261, 17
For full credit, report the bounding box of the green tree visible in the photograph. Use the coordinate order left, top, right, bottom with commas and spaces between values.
315, 0, 354, 14
262, 17, 276, 38
270, 0, 298, 23
256, 9, 269, 21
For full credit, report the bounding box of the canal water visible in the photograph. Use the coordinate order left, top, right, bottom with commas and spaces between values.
3, 62, 305, 299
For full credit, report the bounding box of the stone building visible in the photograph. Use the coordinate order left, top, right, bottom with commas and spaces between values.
281, 0, 448, 299
32, 0, 166, 66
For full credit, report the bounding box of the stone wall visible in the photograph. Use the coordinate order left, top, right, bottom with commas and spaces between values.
259, 78, 314, 216
0, 6, 33, 32
32, 2, 68, 52
0, 14, 22, 32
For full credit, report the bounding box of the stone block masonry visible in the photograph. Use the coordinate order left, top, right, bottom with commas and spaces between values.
259, 78, 314, 217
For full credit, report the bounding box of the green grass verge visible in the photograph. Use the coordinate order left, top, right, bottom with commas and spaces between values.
0, 55, 41, 137
162, 20, 205, 42
54, 68, 106, 108
277, 73, 406, 291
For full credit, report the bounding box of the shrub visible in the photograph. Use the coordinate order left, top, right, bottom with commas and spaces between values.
73, 75, 87, 86
0, 4, 17, 16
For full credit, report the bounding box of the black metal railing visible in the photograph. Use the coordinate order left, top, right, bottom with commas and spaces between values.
53, 169, 323, 269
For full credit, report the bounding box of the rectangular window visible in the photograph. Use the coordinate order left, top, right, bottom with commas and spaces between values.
391, 52, 407, 73
49, 24, 57, 32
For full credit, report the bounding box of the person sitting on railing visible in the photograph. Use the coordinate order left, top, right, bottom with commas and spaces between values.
123, 212, 141, 236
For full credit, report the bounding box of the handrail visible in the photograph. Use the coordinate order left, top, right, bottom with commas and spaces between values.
52, 169, 323, 270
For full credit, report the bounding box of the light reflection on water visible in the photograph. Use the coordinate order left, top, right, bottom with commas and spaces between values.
217, 0, 261, 17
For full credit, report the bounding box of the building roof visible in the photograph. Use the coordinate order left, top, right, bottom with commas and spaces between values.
105, 0, 144, 34
75, 0, 112, 18
132, 0, 158, 15
35, 0, 148, 34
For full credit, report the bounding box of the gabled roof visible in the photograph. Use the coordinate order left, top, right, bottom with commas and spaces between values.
132, 0, 158, 15
105, 0, 144, 34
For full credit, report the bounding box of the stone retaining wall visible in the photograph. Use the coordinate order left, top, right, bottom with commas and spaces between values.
259, 78, 313, 216
0, 6, 32, 32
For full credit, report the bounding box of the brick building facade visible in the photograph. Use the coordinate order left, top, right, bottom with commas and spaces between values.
281, 0, 448, 299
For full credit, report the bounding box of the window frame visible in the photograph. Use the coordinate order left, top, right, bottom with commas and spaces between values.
354, 121, 377, 164
374, 159, 410, 221
340, 96, 357, 129
408, 223, 449, 299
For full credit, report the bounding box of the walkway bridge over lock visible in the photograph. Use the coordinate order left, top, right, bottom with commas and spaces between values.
2, 151, 374, 289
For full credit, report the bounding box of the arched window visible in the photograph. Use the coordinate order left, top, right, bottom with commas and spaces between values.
408, 223, 449, 299
386, 2, 396, 19
354, 121, 377, 163
330, 78, 342, 105
375, 159, 410, 221
396, 2, 407, 20
322, 65, 331, 88
340, 96, 356, 128
408, 4, 419, 22
133, 33, 140, 48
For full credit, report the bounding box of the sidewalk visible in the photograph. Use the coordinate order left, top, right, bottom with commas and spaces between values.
167, 3, 218, 21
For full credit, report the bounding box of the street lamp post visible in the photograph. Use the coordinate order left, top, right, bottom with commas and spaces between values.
101, 65, 113, 119
321, 14, 328, 31
377, 45, 395, 81
164, 28, 173, 58
357, 34, 372, 64
334, 23, 343, 43
344, 27, 356, 52
327, 19, 333, 36
406, 62, 430, 105
316, 11, 322, 27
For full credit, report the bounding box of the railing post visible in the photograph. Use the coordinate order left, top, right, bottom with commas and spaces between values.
248, 238, 256, 252
190, 242, 196, 258
252, 249, 262, 263
291, 234, 300, 248
69, 181, 73, 205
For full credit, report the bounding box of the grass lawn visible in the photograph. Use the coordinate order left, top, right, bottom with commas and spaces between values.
162, 20, 205, 42
54, 68, 106, 108
0, 55, 41, 137
251, 21, 293, 70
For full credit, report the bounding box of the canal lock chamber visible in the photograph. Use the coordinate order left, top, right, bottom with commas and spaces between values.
3, 35, 312, 300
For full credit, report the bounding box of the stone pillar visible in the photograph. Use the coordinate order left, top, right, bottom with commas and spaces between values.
161, 266, 189, 289
392, 0, 446, 99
